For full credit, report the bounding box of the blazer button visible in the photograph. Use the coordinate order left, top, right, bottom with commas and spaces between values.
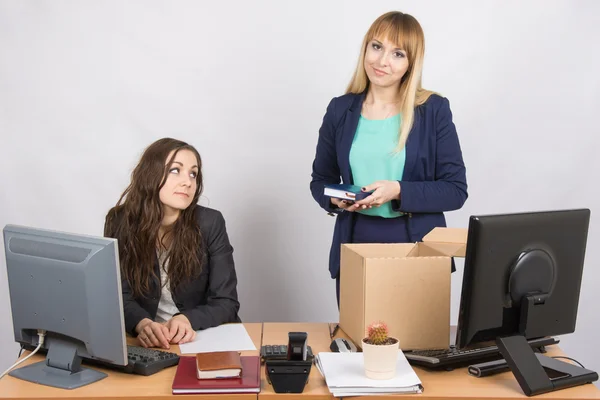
176, 303, 183, 308
152, 297, 157, 300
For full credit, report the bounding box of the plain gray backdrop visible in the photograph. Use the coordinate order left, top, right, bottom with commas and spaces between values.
1, 0, 599, 385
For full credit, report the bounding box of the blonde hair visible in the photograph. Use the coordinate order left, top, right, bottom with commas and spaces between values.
346, 11, 436, 151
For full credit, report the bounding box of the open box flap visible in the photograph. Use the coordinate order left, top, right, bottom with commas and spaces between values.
422, 227, 468, 257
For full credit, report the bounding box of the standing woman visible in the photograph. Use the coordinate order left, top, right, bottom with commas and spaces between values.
105, 138, 240, 349
310, 11, 468, 305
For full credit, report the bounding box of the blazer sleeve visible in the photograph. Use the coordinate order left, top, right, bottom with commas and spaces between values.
179, 211, 240, 330
121, 274, 153, 336
104, 216, 152, 336
310, 98, 343, 214
394, 97, 468, 213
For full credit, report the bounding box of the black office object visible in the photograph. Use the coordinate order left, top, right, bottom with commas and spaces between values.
114, 345, 179, 375
405, 336, 558, 369
265, 332, 311, 393
261, 345, 314, 363
468, 359, 511, 377
23, 343, 180, 376
497, 336, 597, 396
265, 359, 312, 393
287, 332, 308, 360
455, 209, 598, 396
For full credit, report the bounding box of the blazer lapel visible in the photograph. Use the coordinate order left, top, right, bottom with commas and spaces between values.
340, 92, 366, 184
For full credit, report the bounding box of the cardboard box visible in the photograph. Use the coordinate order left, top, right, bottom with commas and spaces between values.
339, 227, 467, 351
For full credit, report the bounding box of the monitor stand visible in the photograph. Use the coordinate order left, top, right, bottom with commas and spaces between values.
9, 338, 107, 389
497, 335, 598, 396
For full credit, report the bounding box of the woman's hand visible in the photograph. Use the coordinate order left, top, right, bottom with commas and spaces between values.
354, 180, 401, 208
165, 314, 196, 345
331, 197, 361, 212
135, 318, 171, 349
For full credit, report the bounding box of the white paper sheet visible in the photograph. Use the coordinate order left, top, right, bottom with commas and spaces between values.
315, 352, 422, 392
178, 323, 256, 354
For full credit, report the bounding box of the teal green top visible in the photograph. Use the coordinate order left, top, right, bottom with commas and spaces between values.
349, 113, 405, 218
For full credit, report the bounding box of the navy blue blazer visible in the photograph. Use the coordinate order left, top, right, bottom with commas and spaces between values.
310, 92, 468, 279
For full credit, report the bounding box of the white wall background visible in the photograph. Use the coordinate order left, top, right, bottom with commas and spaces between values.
1, 0, 599, 383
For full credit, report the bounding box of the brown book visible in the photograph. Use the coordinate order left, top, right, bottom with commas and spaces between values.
195, 351, 243, 379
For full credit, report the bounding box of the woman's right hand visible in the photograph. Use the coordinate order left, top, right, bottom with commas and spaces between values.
331, 198, 369, 212
135, 318, 172, 349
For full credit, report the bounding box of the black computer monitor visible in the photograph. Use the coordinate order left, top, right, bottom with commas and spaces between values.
3, 224, 127, 389
455, 209, 598, 396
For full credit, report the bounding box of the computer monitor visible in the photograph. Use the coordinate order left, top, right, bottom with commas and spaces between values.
3, 224, 127, 389
455, 209, 598, 396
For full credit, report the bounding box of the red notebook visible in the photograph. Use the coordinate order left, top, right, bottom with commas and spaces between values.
172, 355, 261, 394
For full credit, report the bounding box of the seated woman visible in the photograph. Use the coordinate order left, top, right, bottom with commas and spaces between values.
104, 138, 240, 349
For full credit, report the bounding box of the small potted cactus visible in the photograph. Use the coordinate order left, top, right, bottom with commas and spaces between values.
361, 321, 399, 379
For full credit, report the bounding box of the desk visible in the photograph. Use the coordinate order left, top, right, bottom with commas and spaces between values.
2, 322, 599, 400
0, 323, 262, 400
260, 323, 600, 400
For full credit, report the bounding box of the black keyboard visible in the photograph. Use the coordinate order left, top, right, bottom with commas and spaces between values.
260, 344, 314, 363
120, 345, 180, 375
404, 336, 559, 369
22, 344, 179, 376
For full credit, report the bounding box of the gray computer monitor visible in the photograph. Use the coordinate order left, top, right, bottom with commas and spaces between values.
3, 224, 127, 389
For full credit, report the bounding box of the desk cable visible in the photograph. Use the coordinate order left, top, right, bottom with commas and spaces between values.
551, 356, 585, 369
0, 330, 46, 380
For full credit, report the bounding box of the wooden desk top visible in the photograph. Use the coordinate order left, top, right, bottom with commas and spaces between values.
0, 323, 262, 400
2, 322, 598, 400
259, 323, 600, 400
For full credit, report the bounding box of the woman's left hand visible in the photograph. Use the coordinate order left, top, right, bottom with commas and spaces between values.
165, 314, 197, 344
354, 180, 401, 208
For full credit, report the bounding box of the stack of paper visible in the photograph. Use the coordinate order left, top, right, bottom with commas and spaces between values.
315, 352, 423, 397
179, 324, 256, 354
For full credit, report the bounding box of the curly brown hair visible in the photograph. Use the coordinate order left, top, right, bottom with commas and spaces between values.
104, 138, 205, 299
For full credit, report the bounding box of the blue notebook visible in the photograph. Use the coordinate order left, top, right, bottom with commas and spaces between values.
324, 184, 372, 202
